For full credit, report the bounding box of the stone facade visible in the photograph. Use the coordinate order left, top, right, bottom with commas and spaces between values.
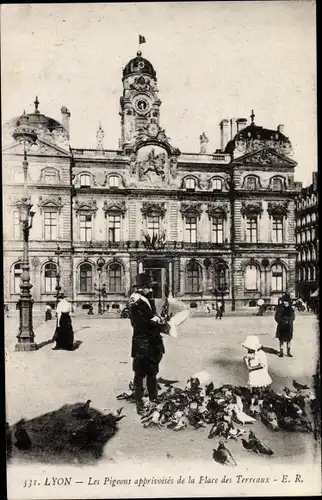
295, 171, 319, 300
2, 53, 299, 311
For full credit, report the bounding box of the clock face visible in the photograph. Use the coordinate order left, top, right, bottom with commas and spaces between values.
134, 96, 151, 115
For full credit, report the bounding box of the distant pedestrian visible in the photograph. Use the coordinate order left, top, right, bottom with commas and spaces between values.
215, 300, 223, 319
45, 303, 52, 321
52, 294, 74, 351
4, 304, 9, 318
205, 301, 211, 315
274, 293, 295, 358
87, 304, 94, 315
256, 298, 265, 316
242, 335, 272, 390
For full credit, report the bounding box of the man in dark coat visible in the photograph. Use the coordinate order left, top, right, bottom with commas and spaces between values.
274, 293, 295, 358
127, 273, 168, 414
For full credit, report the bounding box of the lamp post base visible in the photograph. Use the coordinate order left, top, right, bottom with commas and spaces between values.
15, 341, 38, 352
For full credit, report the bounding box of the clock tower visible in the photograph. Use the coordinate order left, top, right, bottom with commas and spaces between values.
120, 51, 162, 152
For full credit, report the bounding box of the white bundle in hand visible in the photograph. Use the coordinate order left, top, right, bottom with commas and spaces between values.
166, 298, 191, 338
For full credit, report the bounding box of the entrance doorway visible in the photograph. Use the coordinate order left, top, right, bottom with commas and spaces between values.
143, 260, 166, 298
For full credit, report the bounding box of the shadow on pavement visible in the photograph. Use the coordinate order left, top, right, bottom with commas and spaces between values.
36, 339, 54, 350
262, 346, 280, 356
7, 403, 122, 465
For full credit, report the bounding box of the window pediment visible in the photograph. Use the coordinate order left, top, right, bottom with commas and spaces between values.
241, 201, 263, 218
38, 196, 64, 214
103, 200, 126, 217
141, 202, 166, 217
267, 201, 289, 218
180, 202, 203, 219
74, 199, 98, 214
207, 202, 229, 220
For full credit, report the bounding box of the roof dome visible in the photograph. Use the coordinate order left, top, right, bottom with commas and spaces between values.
3, 97, 69, 147
224, 112, 293, 157
123, 51, 156, 80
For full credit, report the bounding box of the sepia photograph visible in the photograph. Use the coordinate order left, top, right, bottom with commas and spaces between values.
2, 1, 320, 498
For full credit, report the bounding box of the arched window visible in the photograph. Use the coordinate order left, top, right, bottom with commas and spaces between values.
79, 263, 93, 292
311, 213, 316, 223
13, 263, 22, 293
271, 263, 286, 293
186, 261, 201, 293
214, 265, 229, 292
212, 178, 223, 191
80, 173, 91, 187
244, 264, 259, 291
109, 175, 120, 188
185, 177, 196, 191
44, 263, 57, 293
271, 177, 283, 191
108, 263, 122, 292
245, 176, 257, 190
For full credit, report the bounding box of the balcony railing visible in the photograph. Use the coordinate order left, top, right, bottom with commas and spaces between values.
74, 240, 231, 251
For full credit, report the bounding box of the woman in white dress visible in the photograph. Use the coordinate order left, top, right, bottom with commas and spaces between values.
242, 335, 272, 390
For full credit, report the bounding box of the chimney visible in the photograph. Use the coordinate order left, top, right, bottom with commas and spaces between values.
277, 124, 284, 134
230, 118, 237, 140
61, 106, 71, 135
220, 119, 229, 152
236, 118, 248, 133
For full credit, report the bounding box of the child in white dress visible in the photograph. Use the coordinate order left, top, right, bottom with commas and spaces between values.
242, 335, 272, 389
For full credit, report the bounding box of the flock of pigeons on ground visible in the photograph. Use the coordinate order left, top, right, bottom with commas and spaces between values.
116, 376, 317, 466
6, 376, 318, 466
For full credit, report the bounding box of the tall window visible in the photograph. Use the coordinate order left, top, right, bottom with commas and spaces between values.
212, 178, 223, 191
44, 212, 58, 240
13, 263, 22, 293
245, 177, 257, 190
109, 175, 120, 188
80, 214, 92, 241
246, 217, 258, 243
271, 264, 284, 292
147, 215, 160, 237
13, 211, 21, 240
108, 214, 121, 242
80, 174, 91, 187
272, 217, 283, 243
186, 262, 200, 293
214, 266, 228, 292
185, 178, 196, 190
44, 263, 57, 293
271, 177, 283, 191
212, 217, 224, 243
185, 217, 197, 243
108, 263, 122, 292
79, 263, 93, 292
44, 169, 58, 185
244, 264, 258, 291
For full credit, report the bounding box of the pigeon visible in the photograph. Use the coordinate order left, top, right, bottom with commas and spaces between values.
6, 423, 12, 458
232, 409, 256, 425
14, 419, 32, 450
260, 406, 279, 430
226, 426, 246, 440
213, 441, 237, 466
71, 400, 92, 419
247, 431, 274, 456
293, 380, 309, 391
205, 382, 214, 395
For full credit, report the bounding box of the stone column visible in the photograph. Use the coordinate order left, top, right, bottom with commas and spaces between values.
168, 261, 173, 297
138, 261, 144, 273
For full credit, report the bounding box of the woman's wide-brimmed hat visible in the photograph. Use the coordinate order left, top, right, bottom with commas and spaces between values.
133, 273, 154, 288
242, 335, 262, 351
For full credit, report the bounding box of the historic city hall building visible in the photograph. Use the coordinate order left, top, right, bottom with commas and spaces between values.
3, 50, 299, 311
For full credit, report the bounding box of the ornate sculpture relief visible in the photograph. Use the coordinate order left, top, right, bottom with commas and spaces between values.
137, 148, 166, 181
206, 202, 229, 220
240, 201, 263, 218
242, 149, 289, 166
180, 202, 203, 219
103, 200, 127, 217
141, 201, 166, 218
74, 199, 98, 214
267, 201, 289, 218
38, 196, 64, 214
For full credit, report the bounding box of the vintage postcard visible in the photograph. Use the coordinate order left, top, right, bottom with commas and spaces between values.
2, 2, 320, 499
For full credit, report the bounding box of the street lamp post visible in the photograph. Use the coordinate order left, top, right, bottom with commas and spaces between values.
12, 112, 38, 351
95, 257, 105, 315
55, 245, 62, 308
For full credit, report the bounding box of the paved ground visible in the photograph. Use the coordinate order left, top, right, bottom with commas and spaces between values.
5, 311, 320, 467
